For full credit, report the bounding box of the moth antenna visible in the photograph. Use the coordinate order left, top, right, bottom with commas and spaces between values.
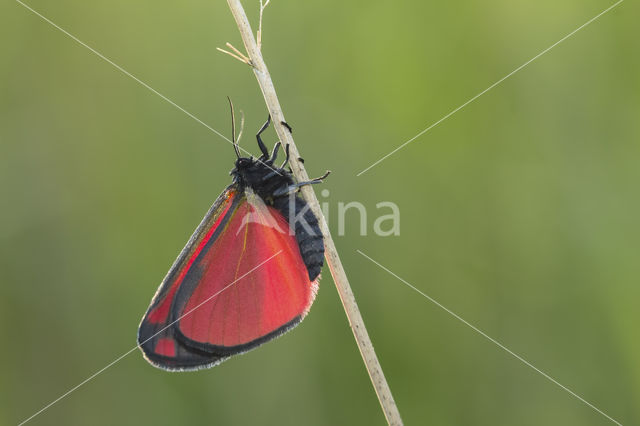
227, 96, 241, 158
237, 110, 245, 146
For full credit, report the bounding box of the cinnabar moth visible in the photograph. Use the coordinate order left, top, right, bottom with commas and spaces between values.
138, 110, 327, 371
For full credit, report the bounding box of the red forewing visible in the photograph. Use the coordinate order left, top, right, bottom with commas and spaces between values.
137, 187, 318, 371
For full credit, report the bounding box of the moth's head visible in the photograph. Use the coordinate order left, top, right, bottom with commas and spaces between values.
230, 156, 268, 185
230, 155, 292, 195
234, 156, 254, 171
230, 156, 254, 182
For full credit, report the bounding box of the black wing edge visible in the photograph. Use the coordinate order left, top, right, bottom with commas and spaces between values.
137, 185, 240, 371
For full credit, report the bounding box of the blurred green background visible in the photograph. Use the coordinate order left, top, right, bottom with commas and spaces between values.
1, 0, 639, 424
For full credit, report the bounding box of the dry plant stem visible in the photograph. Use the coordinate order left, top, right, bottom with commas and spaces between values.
257, 0, 270, 50
216, 42, 252, 65
224, 1, 403, 424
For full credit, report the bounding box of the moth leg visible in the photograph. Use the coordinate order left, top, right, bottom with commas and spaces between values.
256, 115, 271, 158
269, 141, 281, 164
273, 171, 331, 196
280, 143, 291, 168
281, 121, 293, 133
260, 169, 281, 181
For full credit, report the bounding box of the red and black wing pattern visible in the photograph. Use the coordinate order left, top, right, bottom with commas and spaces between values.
138, 186, 318, 371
